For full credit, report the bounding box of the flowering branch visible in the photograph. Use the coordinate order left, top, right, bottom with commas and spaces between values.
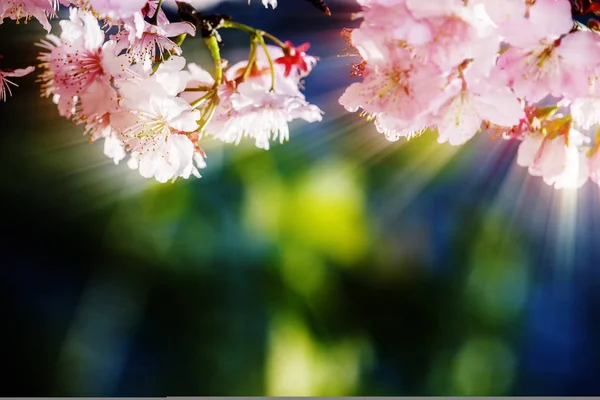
0, 0, 323, 183
12, 0, 600, 192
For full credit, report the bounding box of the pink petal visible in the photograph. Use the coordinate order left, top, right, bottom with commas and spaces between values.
3, 66, 35, 78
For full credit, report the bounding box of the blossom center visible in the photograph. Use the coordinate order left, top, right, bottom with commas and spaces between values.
53, 49, 105, 94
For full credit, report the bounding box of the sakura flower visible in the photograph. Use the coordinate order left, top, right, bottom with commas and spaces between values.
110, 0, 172, 47
111, 58, 204, 182
37, 10, 102, 92
436, 78, 523, 146
126, 133, 204, 183
0, 0, 56, 32
89, 0, 148, 20
404, 0, 500, 71
103, 131, 127, 165
72, 106, 127, 165
199, 46, 323, 149
338, 34, 446, 137
0, 64, 35, 101
118, 18, 195, 70
141, 0, 169, 24
571, 97, 600, 130
338, 0, 505, 141
517, 127, 590, 189
497, 30, 600, 103
37, 8, 129, 118
548, 147, 589, 190
371, 112, 431, 142
483, 0, 573, 48
354, 1, 432, 49
207, 79, 322, 149
275, 41, 315, 78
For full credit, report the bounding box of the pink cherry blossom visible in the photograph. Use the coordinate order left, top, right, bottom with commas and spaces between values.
37, 8, 128, 118
359, 0, 432, 47
0, 0, 56, 32
338, 0, 508, 143
336, 0, 600, 190
118, 18, 195, 70
110, 57, 204, 182
436, 85, 523, 146
126, 133, 204, 183
193, 45, 323, 150
338, 39, 446, 138
9, 0, 600, 190
483, 0, 573, 48
103, 133, 127, 165
497, 31, 600, 103
517, 128, 590, 189
89, 0, 148, 20
404, 0, 500, 71
207, 78, 323, 149
571, 97, 600, 130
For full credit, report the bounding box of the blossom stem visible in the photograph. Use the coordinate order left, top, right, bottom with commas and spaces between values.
257, 34, 276, 91
184, 85, 214, 92
174, 33, 187, 47
204, 35, 223, 85
242, 36, 259, 81
589, 128, 600, 156
221, 20, 255, 34
260, 31, 288, 49
199, 98, 218, 129
190, 91, 215, 108
218, 20, 284, 90
221, 21, 288, 49
543, 115, 572, 140
194, 95, 219, 133
149, 0, 164, 25
534, 105, 560, 120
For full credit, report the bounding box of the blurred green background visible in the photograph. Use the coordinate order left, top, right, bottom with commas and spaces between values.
2, 0, 600, 396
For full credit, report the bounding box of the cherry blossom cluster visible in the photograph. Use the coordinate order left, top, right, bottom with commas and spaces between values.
9, 0, 600, 190
1, 0, 323, 182
340, 0, 600, 189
